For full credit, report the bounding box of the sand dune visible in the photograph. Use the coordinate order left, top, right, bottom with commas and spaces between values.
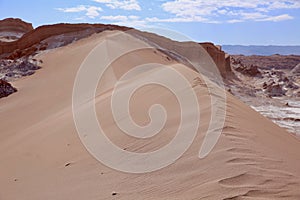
0, 30, 300, 200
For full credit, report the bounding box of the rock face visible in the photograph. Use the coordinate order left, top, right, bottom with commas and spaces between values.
0, 79, 17, 98
200, 42, 231, 75
0, 53, 42, 98
130, 30, 231, 78
231, 57, 261, 77
0, 59, 41, 81
0, 18, 230, 79
230, 56, 299, 97
0, 18, 33, 34
0, 22, 131, 56
236, 64, 261, 76
0, 18, 33, 42
291, 63, 300, 75
265, 84, 286, 97
0, 18, 232, 101
0, 18, 233, 102
228, 54, 300, 133
231, 54, 300, 70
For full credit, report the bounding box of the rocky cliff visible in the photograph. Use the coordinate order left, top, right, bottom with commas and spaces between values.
0, 18, 33, 34
0, 18, 33, 42
0, 18, 230, 78
0, 22, 131, 56
200, 42, 231, 75
130, 30, 231, 78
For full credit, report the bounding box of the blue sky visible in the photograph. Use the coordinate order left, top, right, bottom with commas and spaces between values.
1, 0, 300, 45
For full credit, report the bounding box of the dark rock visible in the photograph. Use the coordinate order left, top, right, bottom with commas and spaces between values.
286, 82, 299, 89
231, 55, 300, 70
266, 84, 286, 97
235, 64, 261, 77
263, 82, 268, 89
0, 79, 17, 98
1, 59, 41, 81
21, 71, 35, 76
291, 63, 300, 75
16, 60, 41, 72
112, 192, 117, 196
5, 72, 17, 78
279, 76, 289, 82
64, 163, 71, 167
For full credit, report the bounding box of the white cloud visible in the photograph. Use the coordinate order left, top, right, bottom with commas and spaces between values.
227, 19, 244, 23
146, 16, 214, 23
161, 0, 299, 23
240, 12, 268, 20
267, 1, 300, 10
93, 0, 141, 11
258, 14, 294, 22
238, 12, 294, 22
86, 6, 103, 18
57, 5, 102, 18
100, 15, 146, 27
56, 5, 87, 13
217, 9, 228, 15
100, 15, 142, 22
161, 0, 259, 17
100, 15, 129, 21
56, 0, 298, 24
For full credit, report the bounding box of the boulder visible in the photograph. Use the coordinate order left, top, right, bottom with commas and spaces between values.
235, 64, 261, 77
0, 79, 17, 98
266, 84, 286, 97
291, 63, 300, 75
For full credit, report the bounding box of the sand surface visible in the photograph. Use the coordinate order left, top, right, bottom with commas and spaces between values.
0, 31, 300, 200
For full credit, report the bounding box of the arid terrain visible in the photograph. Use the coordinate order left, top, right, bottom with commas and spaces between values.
0, 18, 300, 199
228, 55, 300, 135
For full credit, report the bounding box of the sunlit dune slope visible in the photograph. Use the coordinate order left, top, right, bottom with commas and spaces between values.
0, 31, 299, 200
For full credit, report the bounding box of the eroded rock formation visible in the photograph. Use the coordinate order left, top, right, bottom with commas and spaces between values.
0, 59, 41, 81
291, 63, 300, 75
0, 22, 131, 56
231, 57, 261, 77
0, 18, 33, 34
0, 79, 17, 98
0, 18, 33, 42
232, 54, 300, 70
200, 42, 231, 75
0, 18, 232, 100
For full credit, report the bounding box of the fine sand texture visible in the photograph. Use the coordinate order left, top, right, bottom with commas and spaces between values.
0, 31, 300, 200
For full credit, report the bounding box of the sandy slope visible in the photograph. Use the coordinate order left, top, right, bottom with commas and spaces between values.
0, 31, 300, 200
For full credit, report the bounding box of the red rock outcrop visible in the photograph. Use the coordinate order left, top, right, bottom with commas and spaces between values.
231, 55, 300, 70
0, 18, 230, 78
129, 30, 231, 78
231, 57, 261, 77
200, 42, 231, 75
0, 22, 132, 55
0, 18, 33, 35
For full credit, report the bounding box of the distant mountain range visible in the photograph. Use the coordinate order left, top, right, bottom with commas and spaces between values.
222, 45, 300, 56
